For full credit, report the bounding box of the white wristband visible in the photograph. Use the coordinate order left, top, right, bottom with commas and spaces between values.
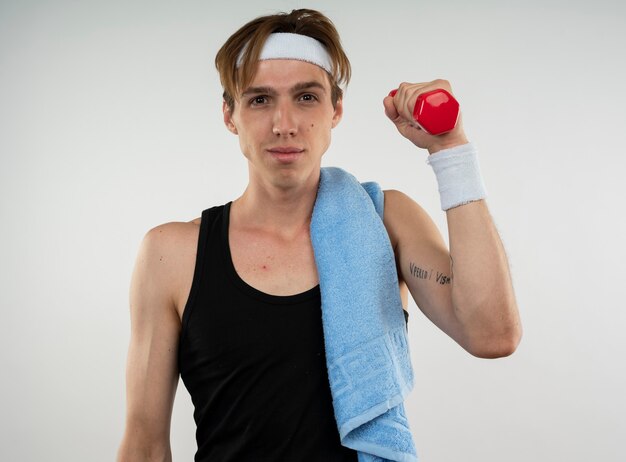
426, 142, 487, 211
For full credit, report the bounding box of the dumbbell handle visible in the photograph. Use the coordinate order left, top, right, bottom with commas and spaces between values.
389, 88, 460, 136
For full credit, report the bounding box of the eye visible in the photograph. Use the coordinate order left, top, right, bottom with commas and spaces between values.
249, 95, 268, 106
299, 93, 318, 102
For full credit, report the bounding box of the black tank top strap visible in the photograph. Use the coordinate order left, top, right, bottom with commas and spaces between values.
179, 205, 222, 351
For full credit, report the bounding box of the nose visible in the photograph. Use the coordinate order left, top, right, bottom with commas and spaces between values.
272, 103, 298, 137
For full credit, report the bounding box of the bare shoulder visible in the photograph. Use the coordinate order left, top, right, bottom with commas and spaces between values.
139, 218, 201, 268
134, 217, 202, 318
143, 217, 201, 251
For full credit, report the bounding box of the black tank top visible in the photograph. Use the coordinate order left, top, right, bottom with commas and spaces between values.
178, 203, 359, 461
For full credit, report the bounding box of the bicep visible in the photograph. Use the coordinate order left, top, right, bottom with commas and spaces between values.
383, 190, 466, 345
123, 227, 181, 442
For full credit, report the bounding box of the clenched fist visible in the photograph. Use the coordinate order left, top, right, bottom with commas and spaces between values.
383, 79, 469, 154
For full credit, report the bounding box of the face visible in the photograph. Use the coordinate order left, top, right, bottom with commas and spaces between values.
223, 59, 343, 190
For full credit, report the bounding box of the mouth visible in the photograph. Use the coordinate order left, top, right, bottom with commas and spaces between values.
267, 146, 304, 154
266, 146, 305, 163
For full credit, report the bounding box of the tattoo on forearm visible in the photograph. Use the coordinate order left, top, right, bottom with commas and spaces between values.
435, 272, 451, 285
409, 262, 451, 285
409, 262, 431, 280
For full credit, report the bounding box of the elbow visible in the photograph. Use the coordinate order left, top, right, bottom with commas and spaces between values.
456, 291, 522, 359
463, 310, 523, 359
468, 331, 521, 359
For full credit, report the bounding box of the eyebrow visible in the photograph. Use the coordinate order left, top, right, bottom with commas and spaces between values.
240, 80, 327, 97
292, 81, 327, 93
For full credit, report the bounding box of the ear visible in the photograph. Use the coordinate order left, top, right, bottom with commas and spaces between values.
223, 101, 238, 134
331, 98, 343, 129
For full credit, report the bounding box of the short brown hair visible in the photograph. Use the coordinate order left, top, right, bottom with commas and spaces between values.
215, 9, 351, 112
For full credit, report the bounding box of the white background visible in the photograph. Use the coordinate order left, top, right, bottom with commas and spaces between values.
1, 0, 625, 461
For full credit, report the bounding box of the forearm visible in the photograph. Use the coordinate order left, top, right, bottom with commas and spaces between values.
446, 200, 521, 357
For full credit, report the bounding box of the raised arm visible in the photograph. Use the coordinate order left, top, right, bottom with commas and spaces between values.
117, 225, 182, 462
384, 190, 521, 358
383, 79, 522, 358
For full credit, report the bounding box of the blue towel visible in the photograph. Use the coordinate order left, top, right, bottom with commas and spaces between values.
310, 167, 418, 462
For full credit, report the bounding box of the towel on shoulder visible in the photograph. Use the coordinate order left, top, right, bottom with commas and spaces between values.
311, 167, 418, 462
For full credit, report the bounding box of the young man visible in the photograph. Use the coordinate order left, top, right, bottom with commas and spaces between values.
117, 8, 521, 462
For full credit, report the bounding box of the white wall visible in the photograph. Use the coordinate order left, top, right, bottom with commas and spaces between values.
1, 0, 624, 460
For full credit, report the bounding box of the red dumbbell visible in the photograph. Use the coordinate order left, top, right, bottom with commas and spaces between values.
388, 88, 459, 135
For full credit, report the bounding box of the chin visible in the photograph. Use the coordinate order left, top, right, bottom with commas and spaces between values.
270, 165, 319, 190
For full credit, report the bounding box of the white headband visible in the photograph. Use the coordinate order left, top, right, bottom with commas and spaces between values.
236, 32, 333, 74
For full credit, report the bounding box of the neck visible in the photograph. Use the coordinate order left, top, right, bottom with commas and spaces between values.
232, 170, 320, 236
